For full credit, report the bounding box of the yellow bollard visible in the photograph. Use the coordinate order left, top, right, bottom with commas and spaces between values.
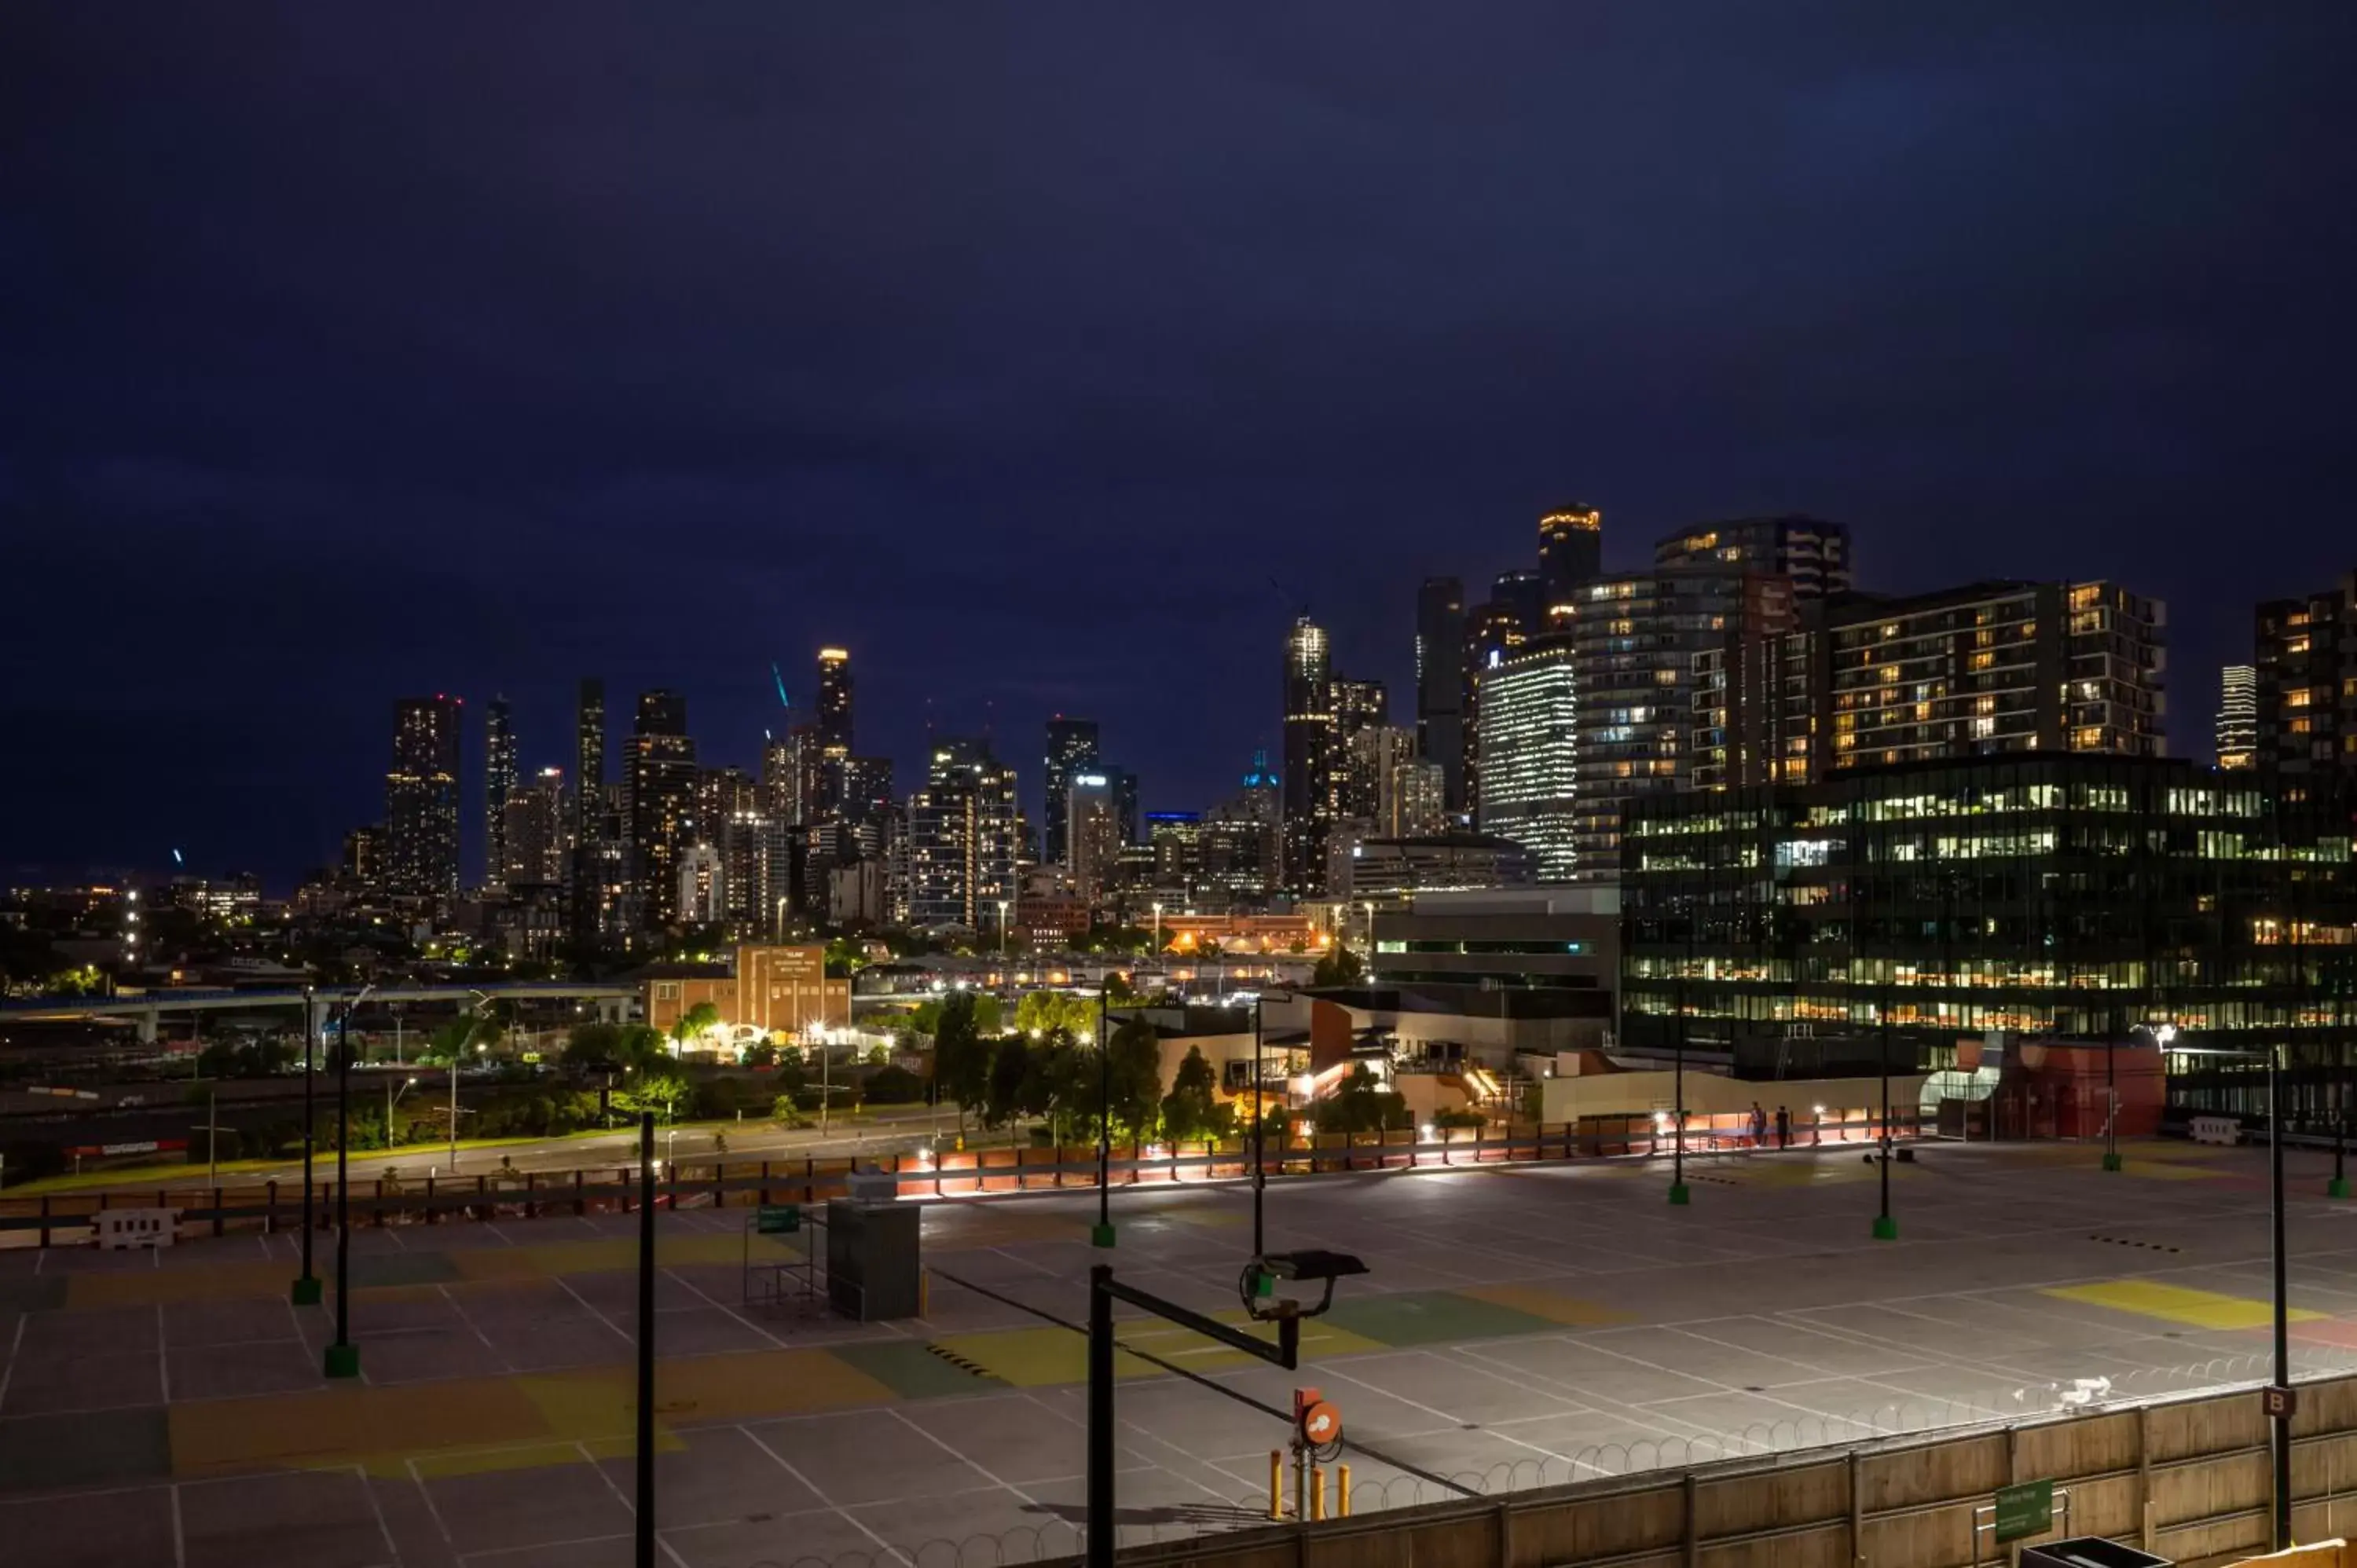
918, 1269, 930, 1317
1337, 1464, 1351, 1518
1310, 1464, 1326, 1521
1268, 1451, 1285, 1519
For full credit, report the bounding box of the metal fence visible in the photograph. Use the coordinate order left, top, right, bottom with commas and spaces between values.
0, 1107, 1920, 1247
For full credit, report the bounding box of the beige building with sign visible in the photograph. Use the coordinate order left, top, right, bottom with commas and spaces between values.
643, 943, 850, 1039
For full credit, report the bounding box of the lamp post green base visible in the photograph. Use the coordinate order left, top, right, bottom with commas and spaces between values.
323, 1342, 361, 1379
2331, 1177, 2351, 1200
1872, 1214, 1899, 1241
1668, 1183, 1691, 1206
2102, 1152, 2124, 1172
1090, 1222, 1116, 1248
290, 1276, 322, 1306
1248, 1268, 1274, 1299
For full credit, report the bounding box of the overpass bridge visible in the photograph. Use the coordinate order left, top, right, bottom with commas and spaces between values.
0, 983, 640, 1042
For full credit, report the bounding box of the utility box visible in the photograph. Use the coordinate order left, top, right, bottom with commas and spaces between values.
2020, 1539, 2171, 1568
826, 1199, 920, 1320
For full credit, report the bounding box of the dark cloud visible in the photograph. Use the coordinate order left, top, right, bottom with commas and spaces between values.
5, 2, 2355, 884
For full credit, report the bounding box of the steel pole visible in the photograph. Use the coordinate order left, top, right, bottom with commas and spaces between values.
2272, 1045, 2293, 1552
1087, 1265, 1116, 1568
1092, 988, 1113, 1247
325, 1002, 358, 1376
1252, 995, 1265, 1258
636, 1110, 657, 1568
295, 987, 317, 1302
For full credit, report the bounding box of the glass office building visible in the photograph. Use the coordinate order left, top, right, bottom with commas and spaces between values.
1620, 754, 2356, 1114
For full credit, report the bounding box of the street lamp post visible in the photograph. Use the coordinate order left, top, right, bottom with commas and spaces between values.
388, 1075, 417, 1149
1669, 897, 1690, 1206
999, 899, 1011, 958
1092, 986, 1115, 1248
2271, 1041, 2292, 1552
325, 983, 376, 1378
291, 985, 320, 1304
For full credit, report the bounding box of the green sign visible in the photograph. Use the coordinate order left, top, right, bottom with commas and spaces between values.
1992, 1478, 2054, 1544
756, 1205, 801, 1235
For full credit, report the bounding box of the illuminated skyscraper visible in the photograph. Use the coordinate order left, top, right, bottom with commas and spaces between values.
907, 738, 1019, 929
1415, 577, 1467, 811
483, 697, 517, 891
1281, 616, 1333, 894
502, 767, 566, 887
1655, 515, 1852, 599
1491, 569, 1549, 639
574, 679, 605, 851
1066, 771, 1120, 904
385, 695, 462, 899
1461, 598, 1525, 817
817, 647, 852, 752
628, 691, 696, 927
2217, 665, 2258, 770
1475, 636, 1578, 882
2254, 572, 2357, 800
1043, 716, 1101, 863
1538, 505, 1603, 603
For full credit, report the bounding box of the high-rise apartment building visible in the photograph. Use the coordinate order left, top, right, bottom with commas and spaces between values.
1538, 506, 1604, 603
1387, 759, 1449, 838
502, 767, 567, 888
1347, 724, 1416, 836
2217, 665, 2259, 771
627, 691, 696, 929
816, 647, 852, 752
1474, 634, 1579, 881
1567, 571, 1754, 881
1491, 570, 1549, 639
483, 698, 518, 892
1826, 581, 2165, 770
1461, 598, 1526, 818
1042, 717, 1101, 863
1066, 772, 1120, 905
1330, 678, 1389, 826
574, 680, 606, 853
1415, 577, 1468, 812
1655, 515, 1853, 599
1690, 575, 1804, 791
385, 695, 462, 899
761, 731, 797, 824
2254, 571, 2357, 801
1281, 616, 1333, 895
906, 738, 1019, 930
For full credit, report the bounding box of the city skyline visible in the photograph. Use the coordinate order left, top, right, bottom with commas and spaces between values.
9, 6, 2357, 886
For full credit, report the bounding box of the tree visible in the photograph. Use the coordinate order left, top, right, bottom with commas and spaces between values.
1313, 1064, 1411, 1134
1105, 1015, 1164, 1140
1160, 1046, 1232, 1142
1014, 989, 1096, 1040
1023, 1033, 1098, 1145
933, 990, 992, 1135
669, 1000, 721, 1053
1311, 944, 1365, 987
742, 1039, 779, 1068
984, 1035, 1032, 1130
864, 1064, 926, 1105
1104, 970, 1139, 1006
564, 1021, 665, 1076
616, 1070, 689, 1123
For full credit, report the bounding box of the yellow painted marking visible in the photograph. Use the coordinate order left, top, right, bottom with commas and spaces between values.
2044, 1280, 2323, 1331
2117, 1159, 2226, 1182
929, 1313, 1381, 1388
170, 1381, 546, 1477
65, 1261, 293, 1309
1460, 1284, 1634, 1328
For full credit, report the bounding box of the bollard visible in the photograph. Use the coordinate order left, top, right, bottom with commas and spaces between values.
1310, 1464, 1326, 1521
1269, 1451, 1284, 1519
1337, 1463, 1351, 1517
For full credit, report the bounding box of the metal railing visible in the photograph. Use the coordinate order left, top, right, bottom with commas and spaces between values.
0, 1108, 1920, 1246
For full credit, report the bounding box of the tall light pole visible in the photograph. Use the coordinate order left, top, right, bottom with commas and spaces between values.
1092, 986, 1115, 1248
291, 984, 321, 1305
2271, 1040, 2292, 1552
999, 899, 1011, 958
1151, 903, 1161, 955
388, 1075, 418, 1149
325, 982, 376, 1378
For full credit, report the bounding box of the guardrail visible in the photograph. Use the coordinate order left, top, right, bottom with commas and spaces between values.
0, 1108, 1919, 1247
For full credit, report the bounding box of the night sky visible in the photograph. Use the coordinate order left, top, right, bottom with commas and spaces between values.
7, 5, 2355, 890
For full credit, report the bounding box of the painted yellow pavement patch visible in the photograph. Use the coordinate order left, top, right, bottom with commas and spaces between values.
2044, 1280, 2324, 1331
65, 1259, 295, 1309
1460, 1283, 1635, 1328
170, 1379, 546, 1477
929, 1313, 1382, 1388
448, 1232, 798, 1281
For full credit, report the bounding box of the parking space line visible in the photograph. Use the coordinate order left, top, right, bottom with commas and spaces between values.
548, 1273, 632, 1349
434, 1284, 518, 1372
739, 1421, 911, 1566
575, 1439, 689, 1567
659, 1265, 786, 1350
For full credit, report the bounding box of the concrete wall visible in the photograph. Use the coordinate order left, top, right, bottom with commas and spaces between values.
1104, 1373, 2357, 1568
1538, 1068, 1930, 1123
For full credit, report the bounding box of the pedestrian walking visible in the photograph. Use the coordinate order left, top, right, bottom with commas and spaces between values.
1775, 1105, 1791, 1149
1750, 1101, 1767, 1148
